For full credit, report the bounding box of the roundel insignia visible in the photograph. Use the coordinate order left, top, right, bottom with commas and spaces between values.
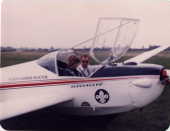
95, 89, 110, 104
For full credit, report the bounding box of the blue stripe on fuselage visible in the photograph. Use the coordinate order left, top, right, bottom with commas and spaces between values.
92, 64, 163, 78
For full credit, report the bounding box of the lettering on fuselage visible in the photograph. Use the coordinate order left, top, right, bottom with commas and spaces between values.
71, 82, 103, 88
9, 75, 48, 81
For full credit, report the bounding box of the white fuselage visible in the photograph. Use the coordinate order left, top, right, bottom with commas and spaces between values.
0, 61, 165, 117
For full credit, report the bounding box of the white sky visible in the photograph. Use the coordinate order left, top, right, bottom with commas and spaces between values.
1, 0, 170, 48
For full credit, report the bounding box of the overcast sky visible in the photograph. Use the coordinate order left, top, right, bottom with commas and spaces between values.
1, 0, 170, 48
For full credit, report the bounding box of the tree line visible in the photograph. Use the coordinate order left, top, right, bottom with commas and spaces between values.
0, 45, 170, 52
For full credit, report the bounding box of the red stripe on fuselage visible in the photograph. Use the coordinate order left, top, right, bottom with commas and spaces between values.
0, 76, 158, 89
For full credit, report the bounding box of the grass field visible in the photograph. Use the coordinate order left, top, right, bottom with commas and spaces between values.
0, 50, 170, 131
0, 51, 46, 67
1, 50, 170, 68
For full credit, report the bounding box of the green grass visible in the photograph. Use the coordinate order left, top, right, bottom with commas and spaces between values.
0, 51, 47, 67
1, 51, 170, 68
145, 56, 170, 69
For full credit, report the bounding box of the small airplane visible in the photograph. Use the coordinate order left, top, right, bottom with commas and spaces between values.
0, 17, 170, 121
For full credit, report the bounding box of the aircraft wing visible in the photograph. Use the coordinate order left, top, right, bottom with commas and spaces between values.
125, 45, 169, 63
0, 86, 72, 121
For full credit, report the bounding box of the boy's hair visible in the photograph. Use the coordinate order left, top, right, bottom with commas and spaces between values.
68, 55, 80, 66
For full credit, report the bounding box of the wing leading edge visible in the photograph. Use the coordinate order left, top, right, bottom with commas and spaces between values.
125, 45, 169, 63
0, 86, 72, 121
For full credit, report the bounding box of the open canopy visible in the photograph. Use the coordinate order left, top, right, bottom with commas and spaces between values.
73, 17, 140, 64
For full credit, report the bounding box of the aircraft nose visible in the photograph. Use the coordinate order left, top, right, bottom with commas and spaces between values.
129, 78, 164, 108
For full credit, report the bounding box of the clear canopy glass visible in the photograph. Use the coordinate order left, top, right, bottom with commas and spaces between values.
73, 17, 140, 64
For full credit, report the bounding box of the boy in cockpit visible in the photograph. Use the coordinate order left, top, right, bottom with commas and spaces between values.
77, 54, 103, 77
77, 55, 90, 77
64, 55, 81, 76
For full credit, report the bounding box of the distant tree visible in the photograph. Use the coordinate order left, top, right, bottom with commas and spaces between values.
0, 46, 16, 52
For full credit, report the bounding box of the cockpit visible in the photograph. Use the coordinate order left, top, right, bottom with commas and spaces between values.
37, 49, 99, 77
